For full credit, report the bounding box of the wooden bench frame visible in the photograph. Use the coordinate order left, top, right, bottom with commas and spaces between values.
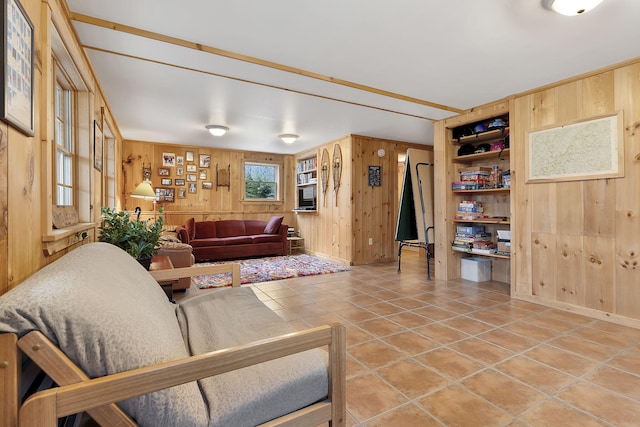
0, 263, 346, 427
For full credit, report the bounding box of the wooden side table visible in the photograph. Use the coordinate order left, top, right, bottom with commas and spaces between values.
287, 236, 304, 255
150, 255, 175, 302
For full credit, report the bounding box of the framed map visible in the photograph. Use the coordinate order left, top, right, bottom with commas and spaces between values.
527, 112, 624, 183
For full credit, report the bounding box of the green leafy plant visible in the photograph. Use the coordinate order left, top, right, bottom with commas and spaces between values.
98, 207, 164, 264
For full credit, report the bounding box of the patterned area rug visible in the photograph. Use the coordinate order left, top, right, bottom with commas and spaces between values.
193, 254, 350, 289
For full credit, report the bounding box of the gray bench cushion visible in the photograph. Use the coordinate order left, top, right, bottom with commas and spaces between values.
177, 288, 329, 427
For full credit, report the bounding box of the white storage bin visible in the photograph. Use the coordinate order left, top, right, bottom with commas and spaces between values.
461, 257, 491, 282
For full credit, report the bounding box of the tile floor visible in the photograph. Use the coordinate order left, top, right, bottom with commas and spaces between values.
178, 251, 640, 426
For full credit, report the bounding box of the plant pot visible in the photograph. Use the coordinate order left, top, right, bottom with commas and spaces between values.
137, 256, 152, 270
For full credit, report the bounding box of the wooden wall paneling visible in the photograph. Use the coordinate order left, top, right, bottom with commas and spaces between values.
531, 232, 556, 299
432, 120, 449, 280
583, 236, 615, 312
556, 181, 584, 236
613, 63, 640, 319
0, 124, 8, 295
554, 235, 584, 306
583, 179, 616, 237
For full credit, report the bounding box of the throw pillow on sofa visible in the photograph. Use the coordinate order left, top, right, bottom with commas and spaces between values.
263, 216, 284, 234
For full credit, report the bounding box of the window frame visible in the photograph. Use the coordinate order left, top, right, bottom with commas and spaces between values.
243, 161, 281, 201
53, 69, 75, 207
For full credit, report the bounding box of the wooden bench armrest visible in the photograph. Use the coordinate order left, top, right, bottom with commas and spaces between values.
19, 323, 346, 427
148, 262, 241, 287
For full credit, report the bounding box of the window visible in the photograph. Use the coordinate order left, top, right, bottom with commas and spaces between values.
244, 162, 279, 200
54, 77, 74, 206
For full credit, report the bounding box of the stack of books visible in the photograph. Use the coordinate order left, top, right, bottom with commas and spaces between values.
455, 200, 486, 221
453, 166, 492, 190
451, 225, 497, 255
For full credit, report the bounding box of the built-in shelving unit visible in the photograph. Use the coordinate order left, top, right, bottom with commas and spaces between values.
295, 155, 318, 212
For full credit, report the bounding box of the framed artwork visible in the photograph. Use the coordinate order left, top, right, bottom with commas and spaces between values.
188, 183, 197, 193
202, 181, 212, 189
185, 151, 194, 162
199, 169, 207, 180
177, 187, 186, 198
187, 173, 197, 182
158, 168, 170, 176
175, 178, 185, 186
161, 178, 172, 186
162, 152, 175, 167
93, 120, 103, 172
186, 164, 197, 172
199, 154, 211, 167
368, 165, 381, 186
176, 167, 183, 176
155, 187, 174, 202
1, 0, 34, 136
176, 155, 184, 165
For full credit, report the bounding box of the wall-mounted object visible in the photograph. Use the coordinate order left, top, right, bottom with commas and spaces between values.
162, 152, 176, 167
157, 168, 170, 176
332, 144, 342, 206
216, 164, 231, 191
93, 120, 103, 172
1, 0, 34, 136
320, 148, 330, 207
368, 166, 381, 186
155, 187, 174, 203
199, 154, 211, 168
185, 151, 194, 162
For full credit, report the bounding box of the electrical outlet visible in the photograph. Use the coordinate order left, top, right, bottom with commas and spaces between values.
368, 238, 373, 245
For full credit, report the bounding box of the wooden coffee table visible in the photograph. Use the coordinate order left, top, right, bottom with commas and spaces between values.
150, 255, 175, 302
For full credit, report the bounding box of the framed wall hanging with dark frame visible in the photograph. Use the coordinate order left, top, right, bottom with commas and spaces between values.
2, 0, 34, 136
368, 165, 381, 186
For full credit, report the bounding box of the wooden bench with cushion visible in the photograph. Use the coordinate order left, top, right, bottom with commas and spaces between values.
0, 243, 345, 426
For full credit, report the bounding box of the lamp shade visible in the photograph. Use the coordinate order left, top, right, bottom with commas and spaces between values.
542, 0, 605, 15
131, 180, 156, 200
279, 134, 299, 144
206, 125, 229, 136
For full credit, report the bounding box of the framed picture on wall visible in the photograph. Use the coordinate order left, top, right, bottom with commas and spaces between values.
185, 151, 194, 162
176, 155, 184, 165
161, 178, 172, 186
199, 154, 211, 168
188, 183, 197, 193
199, 169, 207, 180
1, 0, 34, 136
175, 178, 185, 186
162, 152, 176, 167
202, 181, 212, 189
368, 165, 381, 186
177, 188, 186, 198
158, 168, 170, 176
187, 174, 196, 182
176, 167, 184, 176
186, 164, 197, 172
93, 120, 103, 172
155, 187, 174, 202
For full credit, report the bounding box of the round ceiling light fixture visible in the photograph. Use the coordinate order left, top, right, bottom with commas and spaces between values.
542, 0, 605, 15
279, 134, 299, 144
205, 125, 229, 136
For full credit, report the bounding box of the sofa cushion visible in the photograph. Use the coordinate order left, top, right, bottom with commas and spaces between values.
220, 236, 254, 245
177, 288, 328, 426
195, 221, 217, 239
185, 217, 196, 240
176, 227, 190, 244
0, 243, 209, 426
251, 234, 283, 244
216, 220, 247, 238
263, 216, 284, 234
190, 237, 226, 247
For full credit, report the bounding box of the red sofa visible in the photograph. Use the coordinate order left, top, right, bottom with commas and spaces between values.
176, 217, 288, 262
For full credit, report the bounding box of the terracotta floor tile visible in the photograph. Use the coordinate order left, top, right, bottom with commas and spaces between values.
414, 322, 469, 344
479, 329, 537, 352
504, 320, 561, 342
363, 404, 441, 426
346, 373, 407, 421
348, 340, 405, 369
571, 327, 634, 350
346, 293, 382, 306
525, 344, 598, 376
442, 316, 495, 334
451, 337, 514, 364
544, 308, 592, 325
346, 355, 370, 379
345, 325, 375, 347
589, 320, 640, 339
610, 348, 640, 376
467, 309, 515, 326
365, 301, 407, 316
526, 314, 581, 333
382, 331, 438, 355
585, 366, 640, 401
518, 398, 609, 427
336, 307, 378, 323
558, 381, 640, 425
386, 311, 431, 329
488, 304, 533, 319
419, 385, 512, 427
549, 335, 619, 361
377, 360, 448, 398
436, 300, 476, 314
496, 355, 575, 394
411, 305, 458, 321
357, 318, 406, 337
387, 297, 427, 310
415, 348, 485, 380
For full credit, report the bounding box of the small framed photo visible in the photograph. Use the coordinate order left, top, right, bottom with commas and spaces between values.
199, 169, 207, 180
155, 187, 174, 202
93, 120, 103, 172
368, 165, 381, 186
162, 152, 176, 167
199, 154, 211, 168
176, 155, 184, 166
175, 178, 185, 186
158, 168, 170, 176
186, 151, 194, 162
176, 167, 184, 176
188, 183, 197, 193
177, 188, 187, 198
187, 174, 197, 182
161, 178, 172, 186
202, 181, 212, 190
186, 164, 197, 172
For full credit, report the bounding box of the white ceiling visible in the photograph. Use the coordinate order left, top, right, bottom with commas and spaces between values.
66, 0, 640, 154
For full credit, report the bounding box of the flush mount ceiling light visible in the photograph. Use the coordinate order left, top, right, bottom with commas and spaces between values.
542, 0, 605, 15
279, 134, 299, 144
205, 125, 229, 136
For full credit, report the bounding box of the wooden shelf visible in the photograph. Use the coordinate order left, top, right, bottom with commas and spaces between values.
453, 218, 510, 225
453, 148, 510, 164
451, 246, 511, 260
453, 127, 509, 145
296, 182, 317, 187
452, 188, 510, 194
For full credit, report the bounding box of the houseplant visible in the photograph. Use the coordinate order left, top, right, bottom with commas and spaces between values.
98, 207, 164, 269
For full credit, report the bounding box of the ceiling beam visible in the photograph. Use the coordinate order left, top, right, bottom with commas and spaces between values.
70, 12, 465, 115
